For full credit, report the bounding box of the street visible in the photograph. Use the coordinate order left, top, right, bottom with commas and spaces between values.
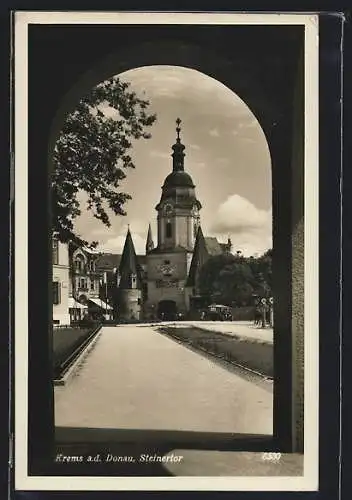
55, 324, 273, 435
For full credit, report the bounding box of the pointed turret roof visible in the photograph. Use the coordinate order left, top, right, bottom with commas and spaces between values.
146, 223, 154, 254
186, 226, 209, 287
118, 227, 142, 289
186, 227, 226, 287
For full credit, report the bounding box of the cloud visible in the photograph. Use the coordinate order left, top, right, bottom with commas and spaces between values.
149, 150, 170, 160
240, 137, 257, 144
216, 158, 230, 167
118, 66, 252, 116
210, 194, 272, 256
96, 218, 159, 255
99, 232, 146, 255
189, 144, 201, 151
190, 160, 206, 169
209, 128, 220, 137
97, 103, 121, 119
214, 194, 271, 232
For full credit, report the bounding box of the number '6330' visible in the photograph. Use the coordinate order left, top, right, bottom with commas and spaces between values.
262, 452, 282, 461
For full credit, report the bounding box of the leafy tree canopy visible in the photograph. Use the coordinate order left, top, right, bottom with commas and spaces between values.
52, 76, 157, 248
198, 250, 272, 307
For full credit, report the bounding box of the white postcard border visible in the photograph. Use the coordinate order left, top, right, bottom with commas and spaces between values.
14, 11, 319, 492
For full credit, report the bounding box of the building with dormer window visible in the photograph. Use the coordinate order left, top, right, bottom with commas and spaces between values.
69, 243, 113, 320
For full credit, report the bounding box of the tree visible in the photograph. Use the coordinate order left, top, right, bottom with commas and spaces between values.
52, 76, 157, 247
198, 250, 273, 307
198, 253, 256, 306
247, 249, 273, 297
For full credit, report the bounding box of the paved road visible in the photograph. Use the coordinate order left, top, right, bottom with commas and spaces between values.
55, 325, 272, 434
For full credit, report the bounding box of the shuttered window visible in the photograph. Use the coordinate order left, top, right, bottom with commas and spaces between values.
52, 239, 59, 265
52, 281, 60, 305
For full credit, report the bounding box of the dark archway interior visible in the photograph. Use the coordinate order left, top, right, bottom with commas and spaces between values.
158, 300, 178, 320
27, 24, 305, 473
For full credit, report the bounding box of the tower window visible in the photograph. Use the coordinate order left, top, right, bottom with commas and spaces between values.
166, 222, 172, 238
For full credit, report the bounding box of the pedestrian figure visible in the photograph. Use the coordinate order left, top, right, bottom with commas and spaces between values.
254, 307, 261, 326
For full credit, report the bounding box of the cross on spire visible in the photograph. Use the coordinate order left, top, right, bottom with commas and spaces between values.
176, 117, 182, 141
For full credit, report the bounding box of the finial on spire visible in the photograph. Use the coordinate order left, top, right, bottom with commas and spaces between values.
171, 118, 186, 172
176, 117, 182, 141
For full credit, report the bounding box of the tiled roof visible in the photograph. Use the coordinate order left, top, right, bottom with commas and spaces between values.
204, 237, 223, 256
148, 245, 192, 255
96, 253, 146, 270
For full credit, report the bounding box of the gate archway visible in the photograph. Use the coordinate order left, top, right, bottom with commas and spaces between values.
29, 23, 305, 453
157, 300, 178, 321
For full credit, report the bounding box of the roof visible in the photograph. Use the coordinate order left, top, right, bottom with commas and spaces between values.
186, 226, 209, 287
186, 229, 226, 287
162, 171, 195, 189
118, 229, 143, 288
95, 253, 146, 271
146, 223, 154, 253
148, 245, 192, 255
204, 237, 224, 256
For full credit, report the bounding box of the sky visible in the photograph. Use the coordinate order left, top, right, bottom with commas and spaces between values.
73, 65, 272, 257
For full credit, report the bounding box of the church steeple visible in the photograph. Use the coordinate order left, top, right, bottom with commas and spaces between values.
146, 223, 154, 254
171, 117, 185, 172
118, 227, 141, 289
186, 226, 209, 288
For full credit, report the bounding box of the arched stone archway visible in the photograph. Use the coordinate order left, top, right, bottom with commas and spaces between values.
28, 24, 305, 457
157, 299, 178, 321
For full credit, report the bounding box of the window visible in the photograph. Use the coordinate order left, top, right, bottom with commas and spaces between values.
166, 221, 172, 238
79, 278, 87, 289
131, 274, 137, 289
52, 282, 60, 305
75, 259, 82, 272
75, 254, 85, 272
90, 279, 95, 291
52, 239, 59, 265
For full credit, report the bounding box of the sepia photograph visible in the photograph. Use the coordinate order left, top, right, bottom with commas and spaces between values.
14, 11, 319, 491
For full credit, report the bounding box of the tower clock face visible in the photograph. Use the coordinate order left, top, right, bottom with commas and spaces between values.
164, 203, 173, 215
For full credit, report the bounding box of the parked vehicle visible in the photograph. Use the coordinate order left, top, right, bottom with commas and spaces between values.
206, 304, 233, 321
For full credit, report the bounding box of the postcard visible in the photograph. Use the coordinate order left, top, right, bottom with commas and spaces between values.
14, 11, 319, 491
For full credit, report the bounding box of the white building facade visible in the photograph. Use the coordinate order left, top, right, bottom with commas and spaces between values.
52, 238, 70, 325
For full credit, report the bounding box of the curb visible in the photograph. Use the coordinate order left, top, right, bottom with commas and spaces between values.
54, 328, 102, 386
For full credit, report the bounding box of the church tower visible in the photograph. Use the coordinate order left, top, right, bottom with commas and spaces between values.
115, 227, 142, 321
155, 118, 202, 251
144, 119, 202, 320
